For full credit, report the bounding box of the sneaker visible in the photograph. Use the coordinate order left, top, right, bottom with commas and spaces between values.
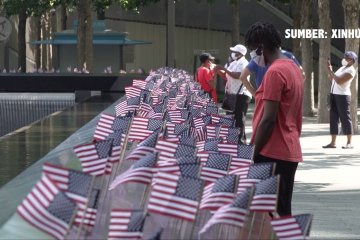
342, 144, 354, 149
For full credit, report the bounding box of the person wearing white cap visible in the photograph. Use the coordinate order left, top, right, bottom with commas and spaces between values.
215, 44, 252, 143
323, 51, 358, 149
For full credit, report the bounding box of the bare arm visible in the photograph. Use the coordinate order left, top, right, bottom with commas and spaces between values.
327, 60, 353, 85
239, 67, 256, 97
253, 100, 279, 161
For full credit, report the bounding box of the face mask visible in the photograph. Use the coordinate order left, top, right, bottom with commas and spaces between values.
342, 58, 349, 67
231, 53, 237, 60
250, 48, 266, 67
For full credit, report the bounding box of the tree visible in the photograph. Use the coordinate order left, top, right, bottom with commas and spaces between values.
229, 0, 240, 45
292, 0, 301, 63
0, 0, 52, 72
77, 0, 93, 71
301, 0, 315, 116
317, 0, 331, 123
343, 0, 359, 133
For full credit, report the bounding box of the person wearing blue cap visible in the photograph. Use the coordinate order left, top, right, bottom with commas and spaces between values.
323, 51, 358, 149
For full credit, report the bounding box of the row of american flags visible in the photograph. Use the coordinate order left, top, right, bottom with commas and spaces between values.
15, 67, 312, 239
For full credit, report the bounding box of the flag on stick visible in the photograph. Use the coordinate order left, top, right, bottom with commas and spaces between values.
108, 209, 146, 240
17, 174, 77, 240
270, 213, 313, 240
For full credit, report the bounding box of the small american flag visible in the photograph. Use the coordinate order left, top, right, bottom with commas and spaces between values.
137, 102, 153, 117
193, 115, 211, 130
147, 172, 204, 221
271, 214, 313, 240
205, 124, 219, 139
128, 117, 163, 142
94, 113, 116, 141
166, 109, 190, 123
156, 162, 201, 178
73, 139, 112, 176
229, 144, 254, 171
112, 116, 132, 132
132, 79, 147, 89
42, 163, 93, 208
17, 175, 77, 240
218, 126, 240, 144
211, 115, 235, 127
250, 176, 279, 212
115, 97, 140, 117
155, 140, 196, 163
230, 163, 275, 193
109, 153, 157, 189
195, 127, 207, 142
199, 188, 254, 235
200, 174, 238, 211
108, 209, 146, 240
74, 189, 100, 228
196, 138, 221, 152
125, 86, 142, 99
124, 130, 158, 161
105, 131, 126, 174
165, 122, 190, 138
203, 104, 218, 115
201, 153, 231, 183
179, 135, 196, 146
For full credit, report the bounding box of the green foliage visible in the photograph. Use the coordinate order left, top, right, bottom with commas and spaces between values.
114, 0, 161, 11
0, 0, 55, 17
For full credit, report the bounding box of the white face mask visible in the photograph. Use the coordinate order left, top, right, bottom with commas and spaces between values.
342, 58, 349, 67
231, 52, 238, 60
250, 49, 266, 68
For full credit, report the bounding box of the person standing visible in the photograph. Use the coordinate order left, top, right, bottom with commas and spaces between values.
245, 21, 304, 216
215, 44, 252, 143
196, 53, 217, 103
323, 51, 357, 149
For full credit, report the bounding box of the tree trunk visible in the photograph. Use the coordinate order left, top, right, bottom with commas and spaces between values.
301, 0, 315, 116
35, 17, 41, 70
97, 8, 106, 20
85, 1, 93, 72
41, 13, 49, 71
18, 8, 27, 72
77, 0, 87, 70
292, 0, 302, 60
317, 0, 331, 123
166, 0, 175, 67
231, 1, 240, 45
343, 0, 359, 133
61, 4, 67, 30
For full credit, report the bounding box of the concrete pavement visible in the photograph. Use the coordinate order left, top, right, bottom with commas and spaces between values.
244, 106, 360, 239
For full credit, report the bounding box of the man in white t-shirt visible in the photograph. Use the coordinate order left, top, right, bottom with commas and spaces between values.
215, 44, 252, 143
323, 51, 357, 149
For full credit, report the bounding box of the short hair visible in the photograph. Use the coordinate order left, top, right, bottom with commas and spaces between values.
244, 21, 281, 52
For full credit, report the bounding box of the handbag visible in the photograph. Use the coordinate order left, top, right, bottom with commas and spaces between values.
222, 84, 243, 112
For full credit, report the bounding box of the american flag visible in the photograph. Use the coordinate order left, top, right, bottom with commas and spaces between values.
128, 117, 163, 142
124, 131, 159, 161
109, 153, 157, 189
73, 139, 112, 176
125, 86, 142, 99
137, 102, 153, 117
229, 144, 254, 171
94, 113, 115, 141
218, 142, 239, 156
218, 126, 240, 144
197, 138, 222, 152
115, 97, 140, 117
108, 209, 146, 240
203, 104, 218, 115
17, 175, 77, 240
156, 162, 201, 178
94, 115, 131, 141
105, 131, 126, 174
199, 188, 254, 235
166, 109, 190, 123
195, 127, 207, 142
205, 124, 220, 139
147, 172, 204, 221
179, 135, 196, 146
250, 176, 279, 212
165, 122, 190, 138
155, 140, 196, 163
42, 163, 93, 208
132, 79, 147, 89
74, 189, 100, 228
201, 153, 231, 182
193, 115, 211, 130
271, 214, 313, 240
200, 174, 238, 211
230, 163, 275, 193
211, 115, 235, 127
